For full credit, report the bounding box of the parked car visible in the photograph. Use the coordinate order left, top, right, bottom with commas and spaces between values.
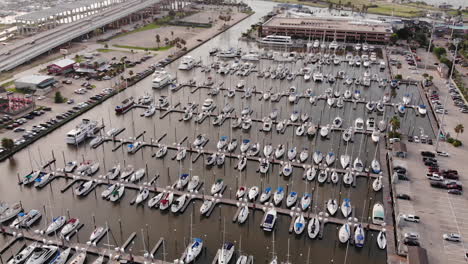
430, 181, 446, 189
421, 151, 435, 157
397, 194, 411, 200
403, 214, 420, 223
404, 232, 420, 240
443, 233, 461, 242
448, 189, 463, 195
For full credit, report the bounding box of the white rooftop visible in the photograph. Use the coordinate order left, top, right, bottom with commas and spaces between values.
16, 75, 53, 84
51, 58, 75, 68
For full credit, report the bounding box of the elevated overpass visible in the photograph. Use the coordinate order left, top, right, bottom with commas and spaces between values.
0, 0, 168, 73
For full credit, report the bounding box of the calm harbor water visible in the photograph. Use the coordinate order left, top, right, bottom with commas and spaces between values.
0, 1, 436, 263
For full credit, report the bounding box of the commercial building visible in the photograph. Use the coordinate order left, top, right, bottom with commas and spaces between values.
47, 58, 76, 74
261, 16, 393, 43
15, 75, 57, 94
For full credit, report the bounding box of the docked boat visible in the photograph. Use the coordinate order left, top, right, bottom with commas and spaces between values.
152, 71, 172, 89
304, 166, 317, 181
327, 199, 338, 216
340, 154, 350, 169
130, 168, 145, 182
240, 139, 250, 153
295, 124, 305, 136
290, 110, 299, 122
176, 174, 190, 190
282, 162, 292, 177
313, 151, 323, 164
331, 170, 339, 184
64, 161, 77, 173
320, 125, 329, 137
318, 170, 328, 183
171, 194, 187, 213
89, 226, 107, 243
148, 192, 164, 208
325, 152, 335, 166
120, 165, 134, 181
339, 223, 351, 243
66, 119, 98, 145
354, 224, 365, 247
263, 144, 273, 158
237, 156, 247, 171
187, 176, 200, 192
287, 147, 297, 161
178, 56, 195, 70
366, 117, 376, 131
286, 192, 297, 208
115, 97, 134, 114
127, 142, 141, 154
45, 216, 67, 235
74, 180, 95, 196
341, 198, 352, 218
135, 188, 149, 205
104, 164, 120, 180
7, 242, 38, 264
200, 199, 213, 215
294, 214, 306, 235
261, 208, 277, 231
353, 158, 364, 172
236, 186, 246, 199
355, 118, 364, 130
211, 179, 224, 194
248, 186, 259, 201
67, 251, 86, 264
25, 246, 58, 264
274, 144, 285, 159
19, 209, 42, 228
300, 193, 311, 211
402, 94, 411, 105
109, 184, 125, 202
260, 187, 272, 203
333, 116, 343, 128
273, 187, 284, 205
60, 218, 80, 237
0, 203, 22, 223
218, 242, 235, 264
227, 139, 238, 152
276, 120, 286, 133
34, 173, 54, 188
371, 159, 381, 173
378, 120, 387, 132
371, 130, 380, 143
159, 192, 174, 211
307, 217, 320, 239
377, 231, 387, 249
372, 202, 385, 225
155, 146, 168, 158
185, 238, 203, 263
143, 104, 156, 117
313, 72, 324, 82
175, 148, 187, 161
343, 171, 353, 186
217, 136, 228, 150
398, 104, 406, 115
306, 124, 316, 137
299, 148, 309, 163
418, 104, 427, 115
269, 109, 279, 120
49, 248, 71, 264
373, 176, 383, 192
238, 206, 249, 224
101, 184, 118, 199
247, 143, 260, 156
23, 171, 41, 185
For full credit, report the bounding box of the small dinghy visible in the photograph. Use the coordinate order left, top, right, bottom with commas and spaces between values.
260, 187, 272, 203
294, 214, 306, 235
339, 223, 351, 243
341, 198, 352, 218
307, 217, 320, 239
327, 199, 338, 216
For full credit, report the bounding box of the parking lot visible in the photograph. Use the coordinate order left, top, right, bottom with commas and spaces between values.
392, 141, 468, 263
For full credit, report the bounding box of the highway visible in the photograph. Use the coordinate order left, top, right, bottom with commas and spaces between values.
0, 0, 160, 73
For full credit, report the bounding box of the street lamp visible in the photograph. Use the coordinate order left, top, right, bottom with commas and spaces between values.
448, 38, 461, 82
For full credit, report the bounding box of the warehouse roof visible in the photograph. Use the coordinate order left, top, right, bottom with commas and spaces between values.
49, 58, 75, 68
263, 16, 392, 33
16, 75, 54, 85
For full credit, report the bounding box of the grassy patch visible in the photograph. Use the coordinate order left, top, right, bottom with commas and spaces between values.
270, 0, 327, 8
96, 48, 118, 53
113, 44, 173, 51
111, 16, 177, 39
368, 3, 425, 17
1, 80, 14, 88
6, 88, 29, 94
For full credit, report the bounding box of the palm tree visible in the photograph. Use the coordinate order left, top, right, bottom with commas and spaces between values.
171, 31, 174, 41
389, 116, 400, 132
155, 34, 160, 48
1, 138, 14, 152
454, 124, 464, 139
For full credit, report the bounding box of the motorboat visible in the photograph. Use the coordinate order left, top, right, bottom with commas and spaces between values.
109, 185, 125, 202
402, 94, 411, 105
74, 180, 95, 196
60, 218, 80, 237
7, 242, 38, 264
299, 148, 309, 163
377, 231, 387, 249
353, 158, 364, 172
366, 101, 376, 112
155, 146, 168, 158
261, 208, 277, 231
286, 192, 297, 208
300, 193, 311, 211
218, 242, 235, 264
307, 217, 320, 239
101, 184, 118, 199
378, 120, 387, 132
240, 139, 250, 153
0, 203, 22, 223
373, 176, 383, 192
376, 102, 385, 113
269, 109, 279, 120
120, 165, 134, 181
185, 238, 203, 263
307, 124, 316, 137
206, 153, 217, 167
313, 72, 324, 82
274, 144, 285, 159
418, 104, 427, 115
45, 216, 67, 235
66, 119, 98, 144
248, 186, 259, 201
353, 90, 361, 100
237, 156, 247, 171
64, 161, 77, 173
260, 187, 272, 203
227, 139, 238, 152
339, 223, 351, 243
276, 120, 286, 133
288, 87, 297, 103
313, 151, 323, 165
115, 97, 134, 113
354, 224, 365, 247
34, 173, 55, 188
89, 226, 107, 243
148, 192, 164, 208
342, 128, 353, 142
175, 148, 187, 161
293, 215, 306, 235
371, 130, 380, 143
304, 166, 317, 181
201, 98, 214, 112
135, 188, 150, 205
366, 117, 376, 131
178, 56, 195, 70
340, 154, 350, 169
287, 147, 297, 161
49, 248, 71, 264
130, 168, 145, 182
152, 71, 172, 89
341, 198, 352, 218
23, 171, 41, 185
104, 164, 120, 180
127, 141, 141, 154
282, 162, 292, 177
187, 176, 200, 192
143, 104, 156, 117
159, 192, 174, 211
273, 187, 284, 206
325, 152, 335, 166
237, 206, 249, 224
327, 199, 338, 216
355, 118, 364, 130
193, 134, 207, 148
24, 246, 58, 264
344, 89, 352, 98
200, 200, 213, 215
372, 202, 385, 225
176, 174, 190, 190
19, 209, 42, 228
211, 179, 224, 194
247, 143, 260, 156
236, 186, 246, 199
171, 194, 187, 213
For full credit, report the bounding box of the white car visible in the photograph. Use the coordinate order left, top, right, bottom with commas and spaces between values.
413, 136, 420, 143
427, 174, 443, 181
404, 232, 420, 240
437, 151, 449, 157
403, 214, 420, 223
443, 233, 461, 242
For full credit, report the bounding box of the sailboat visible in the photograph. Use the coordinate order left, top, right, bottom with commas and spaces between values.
293, 214, 306, 234
343, 171, 354, 186
327, 199, 338, 216
340, 154, 350, 169
307, 216, 320, 239
303, 166, 317, 181
273, 187, 284, 206
373, 176, 383, 192
185, 238, 203, 263
338, 223, 351, 243
237, 206, 249, 224
354, 224, 365, 247
286, 192, 297, 208
377, 230, 387, 249
341, 198, 352, 218
325, 152, 335, 166
260, 187, 272, 203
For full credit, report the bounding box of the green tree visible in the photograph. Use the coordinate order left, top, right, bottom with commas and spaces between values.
1, 138, 14, 152
54, 91, 65, 103
155, 34, 161, 48
389, 116, 400, 132
171, 31, 174, 41
454, 124, 464, 139
433, 47, 447, 59
128, 70, 134, 76
390, 33, 398, 43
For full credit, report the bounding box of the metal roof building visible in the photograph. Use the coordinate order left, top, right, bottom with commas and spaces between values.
15, 75, 57, 90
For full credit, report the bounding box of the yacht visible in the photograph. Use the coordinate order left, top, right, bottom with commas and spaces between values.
115, 97, 134, 113
355, 118, 364, 130
60, 218, 80, 237
45, 216, 67, 235
201, 98, 214, 112
418, 104, 427, 115
8, 243, 39, 264
66, 119, 98, 144
329, 40, 339, 50
152, 70, 172, 89
185, 238, 203, 263
217, 48, 238, 58
218, 242, 235, 264
259, 35, 293, 46
178, 56, 195, 70
307, 217, 320, 239
261, 208, 277, 231
313, 72, 324, 82
25, 246, 58, 264
372, 202, 385, 225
